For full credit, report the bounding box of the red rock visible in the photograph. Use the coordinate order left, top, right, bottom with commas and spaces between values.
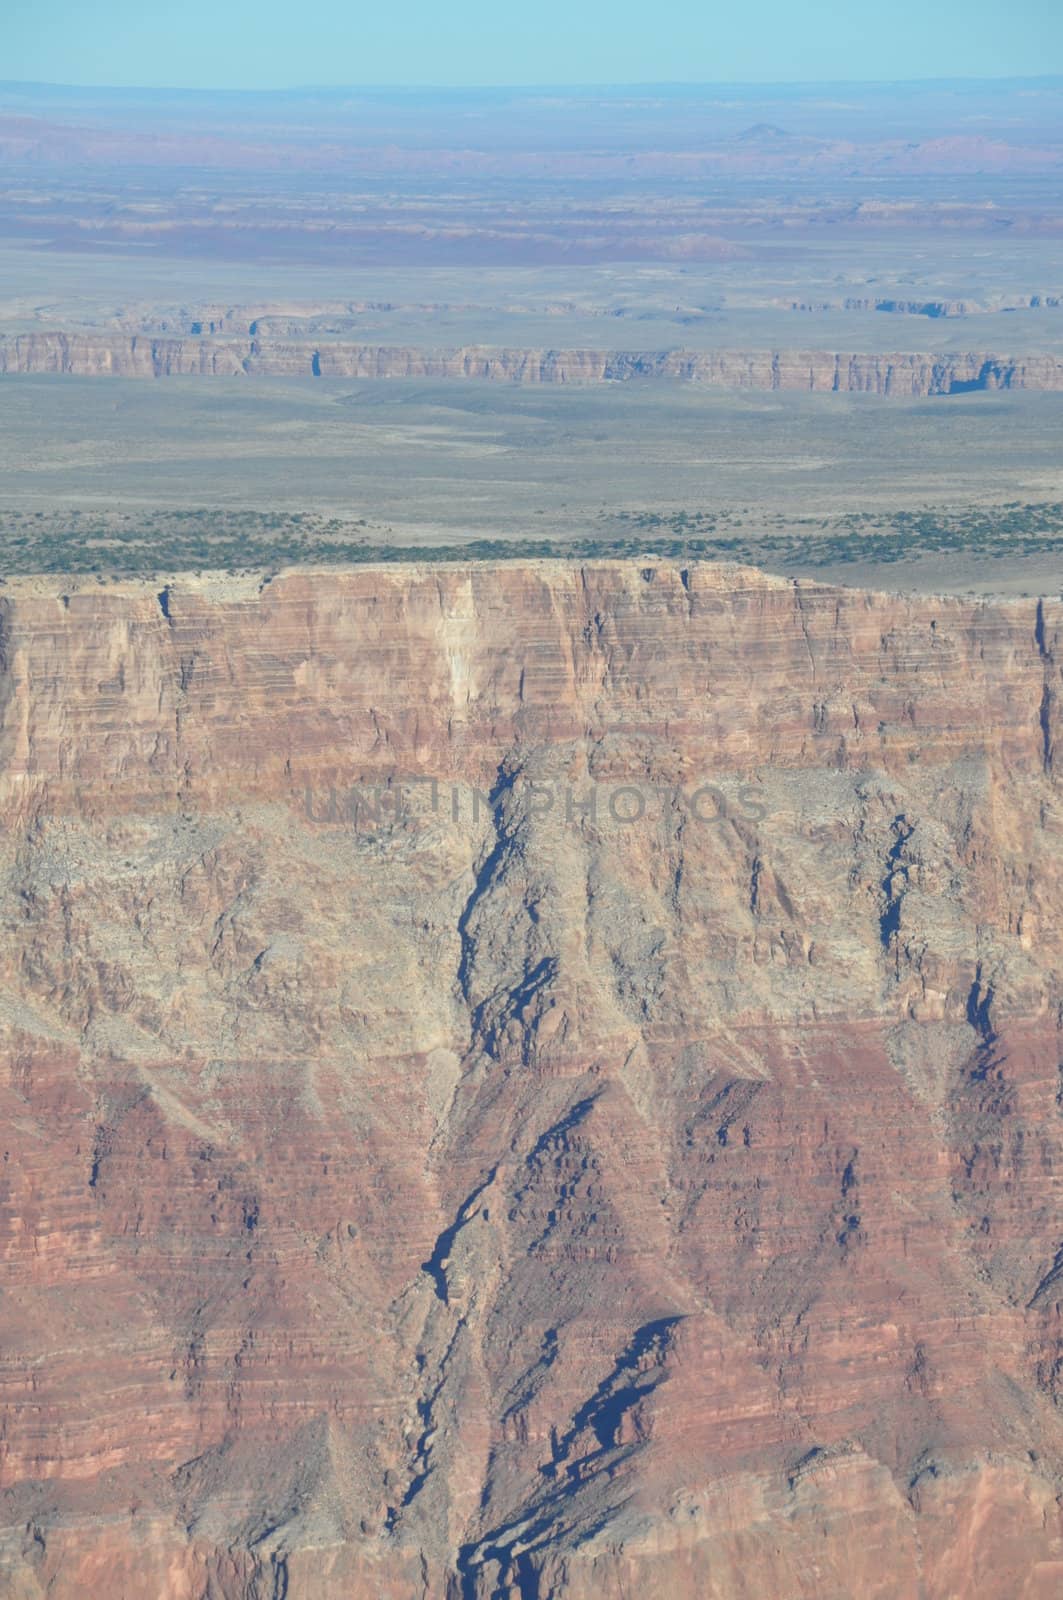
0, 562, 1060, 1596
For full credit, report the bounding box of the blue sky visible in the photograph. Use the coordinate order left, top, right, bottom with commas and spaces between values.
3, 0, 1061, 89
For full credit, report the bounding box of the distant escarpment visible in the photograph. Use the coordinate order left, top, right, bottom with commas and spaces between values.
0, 562, 1062, 1599
780, 292, 1063, 318
3, 331, 1063, 392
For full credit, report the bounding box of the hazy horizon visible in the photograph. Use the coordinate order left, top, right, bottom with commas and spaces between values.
4, 0, 1061, 91
3, 73, 1063, 91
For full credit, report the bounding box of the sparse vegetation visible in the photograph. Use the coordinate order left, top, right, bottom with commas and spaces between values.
2, 502, 1061, 578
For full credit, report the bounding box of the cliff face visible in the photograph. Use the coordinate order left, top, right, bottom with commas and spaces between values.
0, 562, 1061, 1600
780, 294, 1063, 317
3, 332, 1063, 392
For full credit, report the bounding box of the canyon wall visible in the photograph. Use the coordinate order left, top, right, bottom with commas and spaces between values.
3, 332, 1063, 391
0, 562, 1061, 1598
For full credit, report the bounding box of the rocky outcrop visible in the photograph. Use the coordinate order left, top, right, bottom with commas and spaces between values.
3, 331, 1063, 392
0, 562, 1061, 1599
782, 293, 1063, 317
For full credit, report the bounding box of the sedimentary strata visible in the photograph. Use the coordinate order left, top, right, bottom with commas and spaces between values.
3, 332, 1063, 391
0, 562, 1061, 1597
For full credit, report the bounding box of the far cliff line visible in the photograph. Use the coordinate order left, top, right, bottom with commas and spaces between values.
3, 333, 1063, 395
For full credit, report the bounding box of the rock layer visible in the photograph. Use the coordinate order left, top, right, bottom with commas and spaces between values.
3, 333, 1063, 392
0, 562, 1061, 1599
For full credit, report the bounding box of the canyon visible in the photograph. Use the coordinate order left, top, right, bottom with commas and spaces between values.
4, 331, 1063, 392
0, 560, 1061, 1598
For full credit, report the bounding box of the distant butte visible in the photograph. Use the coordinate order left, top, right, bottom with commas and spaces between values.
735, 121, 791, 140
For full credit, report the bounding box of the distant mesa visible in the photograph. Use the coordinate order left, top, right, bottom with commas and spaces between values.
735, 122, 790, 141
